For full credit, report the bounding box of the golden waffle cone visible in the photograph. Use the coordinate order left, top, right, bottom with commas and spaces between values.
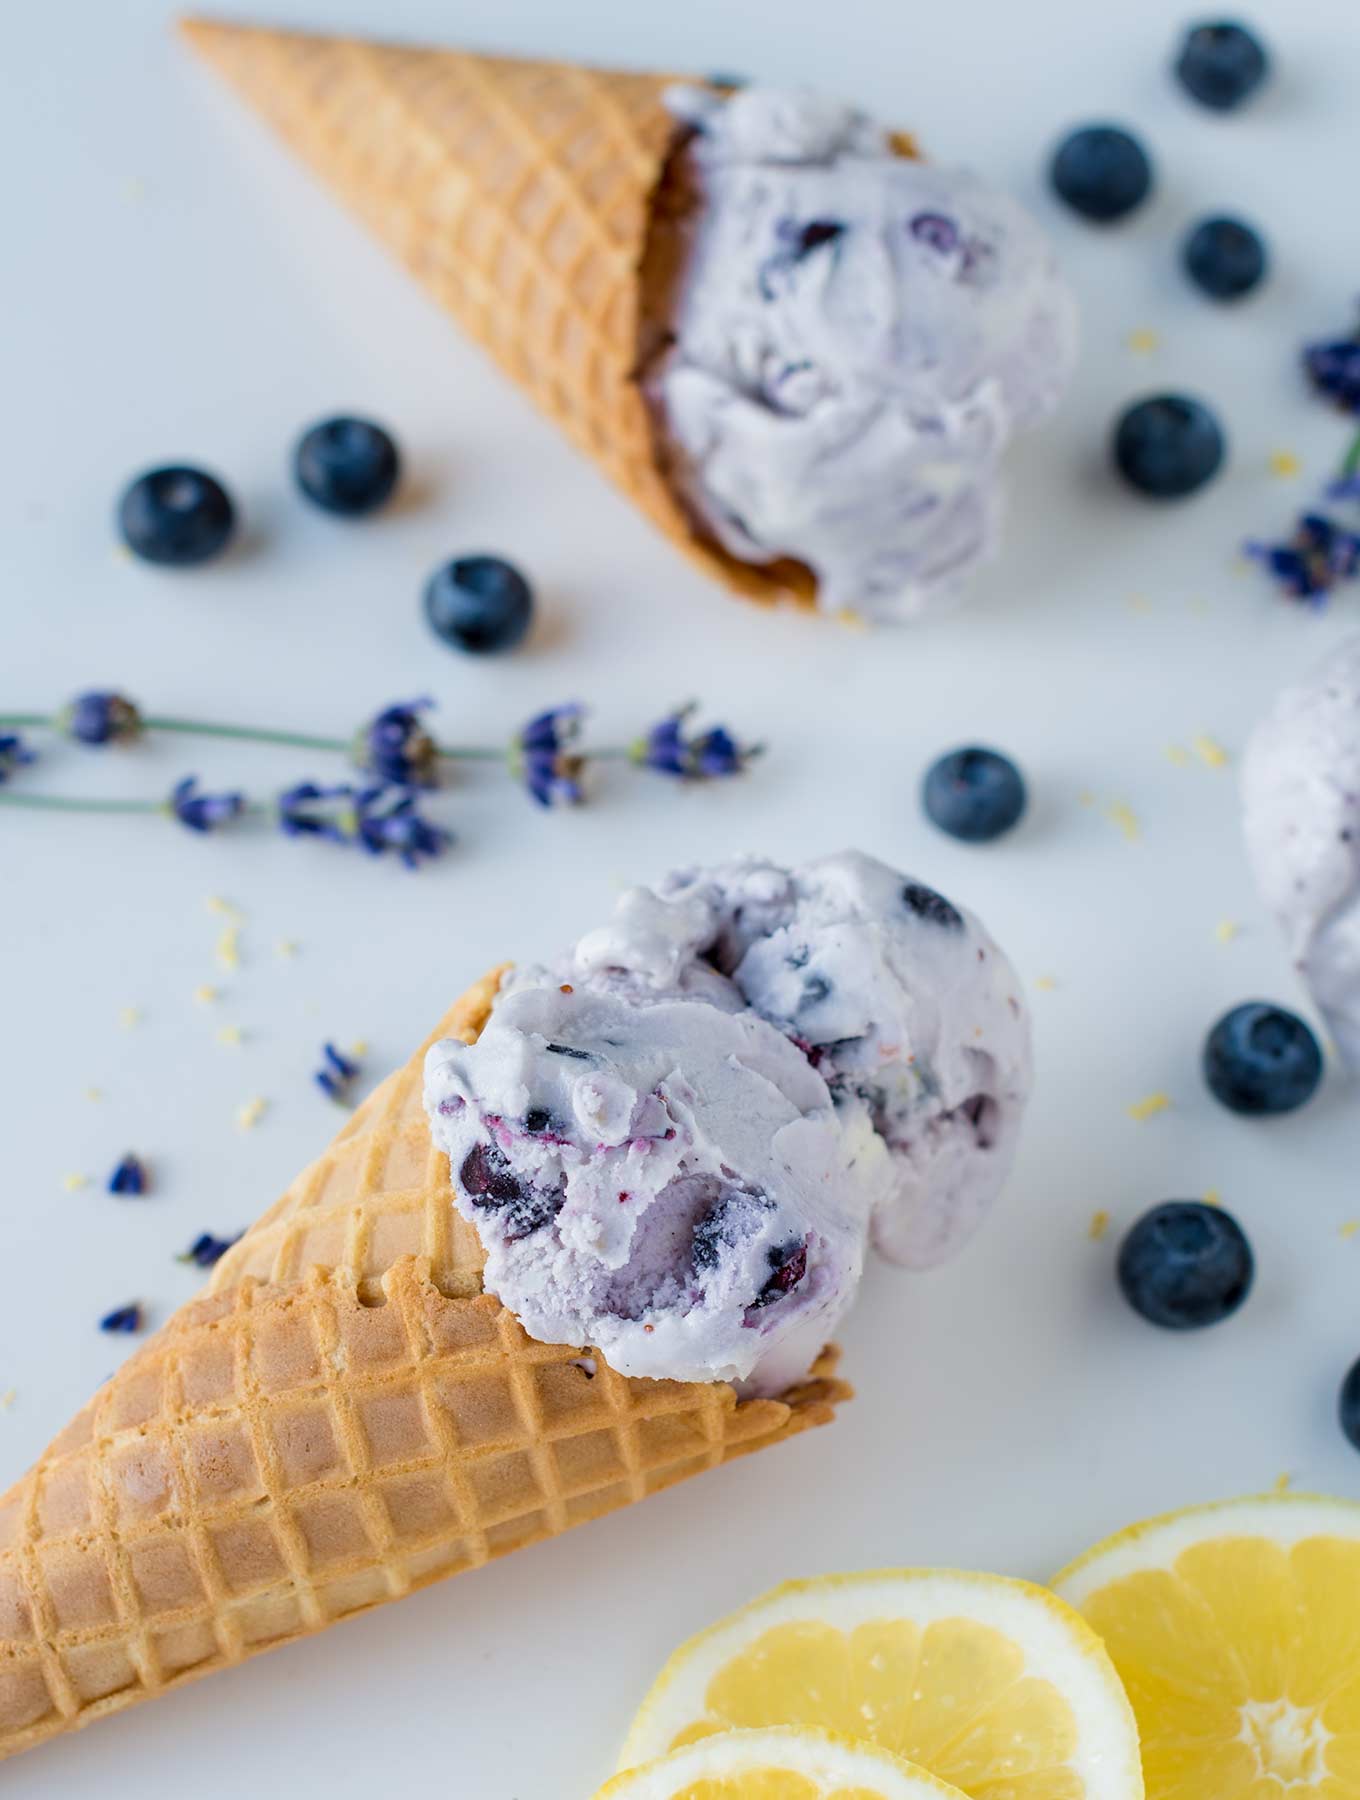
179, 16, 818, 607
0, 970, 849, 1760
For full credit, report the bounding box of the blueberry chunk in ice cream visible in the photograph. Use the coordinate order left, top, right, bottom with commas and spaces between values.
1242, 634, 1360, 1067
425, 852, 1032, 1394
639, 87, 1078, 623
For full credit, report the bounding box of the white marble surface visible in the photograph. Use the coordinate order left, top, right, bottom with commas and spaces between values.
1, 0, 1358, 1791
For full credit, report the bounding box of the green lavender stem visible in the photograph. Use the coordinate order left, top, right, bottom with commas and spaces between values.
1342, 430, 1360, 482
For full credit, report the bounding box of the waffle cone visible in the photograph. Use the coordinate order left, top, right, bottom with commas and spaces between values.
0, 970, 848, 1760
179, 16, 818, 607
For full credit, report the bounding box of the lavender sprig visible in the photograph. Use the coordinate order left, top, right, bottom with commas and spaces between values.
631, 704, 761, 780
315, 1042, 362, 1104
1246, 513, 1360, 604
511, 703, 586, 808
0, 695, 762, 800
1, 774, 454, 868
177, 1232, 242, 1269
0, 732, 35, 784
108, 1154, 149, 1197
1305, 319, 1360, 415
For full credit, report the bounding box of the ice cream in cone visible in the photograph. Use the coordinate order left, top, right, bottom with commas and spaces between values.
180, 20, 1076, 623
0, 968, 847, 1762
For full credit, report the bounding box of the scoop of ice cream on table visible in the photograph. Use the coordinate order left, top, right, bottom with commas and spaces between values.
1242, 633, 1360, 1067
182, 22, 1076, 622
425, 852, 1033, 1395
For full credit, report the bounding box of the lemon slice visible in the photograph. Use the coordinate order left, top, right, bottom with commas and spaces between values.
620, 1570, 1143, 1799
1054, 1493, 1360, 1798
595, 1725, 968, 1798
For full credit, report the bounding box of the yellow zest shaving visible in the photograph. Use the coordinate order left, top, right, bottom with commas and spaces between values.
1089, 1210, 1111, 1242
193, 984, 217, 1005
1106, 801, 1141, 841
1034, 975, 1059, 992
216, 1025, 244, 1048
84, 1087, 103, 1103
1193, 733, 1230, 769
1273, 1470, 1293, 1495
236, 1097, 267, 1130
118, 1006, 142, 1030
275, 939, 299, 959
0, 1390, 15, 1413
1126, 327, 1159, 353
1203, 1189, 1223, 1208
62, 1173, 90, 1193
216, 925, 240, 970
349, 1039, 370, 1058
206, 894, 243, 919
1128, 1092, 1170, 1122
1340, 1220, 1360, 1241
1215, 919, 1241, 944
1165, 744, 1190, 766
1268, 449, 1302, 478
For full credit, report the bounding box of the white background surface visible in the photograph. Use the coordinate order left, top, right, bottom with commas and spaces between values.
2, 0, 1359, 1791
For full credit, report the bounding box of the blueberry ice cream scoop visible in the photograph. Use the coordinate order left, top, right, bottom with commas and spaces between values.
1242, 634, 1360, 1068
424, 852, 1032, 1393
640, 86, 1078, 623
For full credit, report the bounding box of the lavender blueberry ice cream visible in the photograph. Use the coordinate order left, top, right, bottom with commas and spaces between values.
1243, 634, 1360, 1067
424, 852, 1031, 1394
640, 86, 1078, 623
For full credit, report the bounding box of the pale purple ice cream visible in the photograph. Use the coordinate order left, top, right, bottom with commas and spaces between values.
643, 87, 1078, 623
424, 852, 1031, 1394
1243, 634, 1360, 1067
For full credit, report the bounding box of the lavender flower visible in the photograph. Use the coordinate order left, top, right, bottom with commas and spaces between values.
177, 1231, 242, 1268
99, 1303, 143, 1334
169, 776, 246, 833
1247, 513, 1360, 603
1329, 472, 1360, 506
355, 698, 439, 787
62, 692, 143, 746
512, 703, 586, 808
632, 705, 759, 780
107, 1153, 148, 1197
278, 781, 451, 868
0, 732, 34, 785
1304, 323, 1360, 414
315, 1041, 362, 1104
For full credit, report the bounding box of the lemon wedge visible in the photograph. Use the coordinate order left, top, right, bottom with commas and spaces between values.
595, 1725, 968, 1798
1054, 1493, 1360, 1798
620, 1569, 1143, 1799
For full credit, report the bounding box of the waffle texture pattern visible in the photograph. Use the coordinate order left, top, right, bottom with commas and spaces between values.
181, 17, 815, 605
0, 970, 848, 1759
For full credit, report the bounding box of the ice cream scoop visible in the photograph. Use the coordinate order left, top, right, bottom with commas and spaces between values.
641, 86, 1079, 622
1242, 634, 1360, 1067
425, 852, 1032, 1392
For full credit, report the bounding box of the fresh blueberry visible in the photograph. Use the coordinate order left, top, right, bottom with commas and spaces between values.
1049, 126, 1153, 223
1113, 394, 1226, 498
1340, 1356, 1360, 1453
1203, 1002, 1323, 1116
901, 882, 963, 929
294, 416, 400, 516
459, 1143, 561, 1240
424, 555, 534, 655
922, 748, 1027, 844
1175, 21, 1270, 112
1118, 1201, 1254, 1330
118, 466, 235, 566
751, 1240, 809, 1309
1183, 216, 1268, 301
